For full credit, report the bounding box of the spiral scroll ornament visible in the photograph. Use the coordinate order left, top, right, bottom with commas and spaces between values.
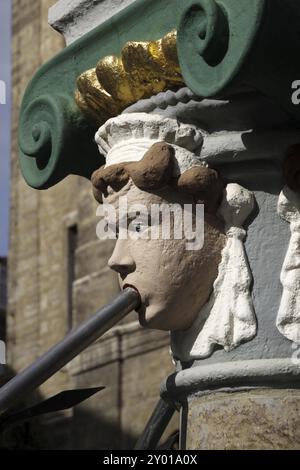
18, 94, 86, 189
177, 0, 265, 97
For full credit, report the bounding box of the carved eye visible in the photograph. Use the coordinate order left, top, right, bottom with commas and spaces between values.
128, 218, 149, 238
130, 221, 145, 233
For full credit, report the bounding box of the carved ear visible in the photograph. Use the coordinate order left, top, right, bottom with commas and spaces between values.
127, 142, 175, 191
177, 166, 224, 212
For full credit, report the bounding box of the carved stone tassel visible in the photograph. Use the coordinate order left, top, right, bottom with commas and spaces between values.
277, 187, 300, 343
171, 183, 257, 361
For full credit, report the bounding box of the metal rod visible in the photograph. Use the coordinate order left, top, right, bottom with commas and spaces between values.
0, 287, 140, 415
134, 398, 176, 450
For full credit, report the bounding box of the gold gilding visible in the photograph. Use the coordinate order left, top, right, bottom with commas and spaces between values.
75, 30, 184, 126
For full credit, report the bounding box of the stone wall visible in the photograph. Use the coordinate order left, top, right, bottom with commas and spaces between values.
8, 0, 175, 449
0, 257, 6, 341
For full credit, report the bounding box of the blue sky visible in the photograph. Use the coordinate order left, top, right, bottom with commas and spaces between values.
0, 0, 11, 256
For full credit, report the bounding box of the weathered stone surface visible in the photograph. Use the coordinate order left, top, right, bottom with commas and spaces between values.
73, 268, 120, 325
75, 239, 116, 279
72, 363, 121, 450
121, 344, 177, 449
186, 389, 300, 450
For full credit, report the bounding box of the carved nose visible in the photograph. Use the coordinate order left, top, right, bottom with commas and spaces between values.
108, 240, 136, 276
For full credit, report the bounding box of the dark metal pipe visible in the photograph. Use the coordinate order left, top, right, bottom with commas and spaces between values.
134, 398, 176, 450
0, 287, 140, 415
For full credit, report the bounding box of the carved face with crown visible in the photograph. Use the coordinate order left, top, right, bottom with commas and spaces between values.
92, 113, 226, 333
90, 111, 257, 360
77, 32, 258, 360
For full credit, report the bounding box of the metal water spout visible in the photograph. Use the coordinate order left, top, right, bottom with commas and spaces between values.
0, 287, 140, 416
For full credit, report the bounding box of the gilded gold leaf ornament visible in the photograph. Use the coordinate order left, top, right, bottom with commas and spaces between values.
75, 30, 184, 125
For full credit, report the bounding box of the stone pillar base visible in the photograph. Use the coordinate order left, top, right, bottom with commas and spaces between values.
183, 388, 300, 450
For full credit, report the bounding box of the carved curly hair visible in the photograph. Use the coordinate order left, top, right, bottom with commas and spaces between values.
91, 142, 224, 213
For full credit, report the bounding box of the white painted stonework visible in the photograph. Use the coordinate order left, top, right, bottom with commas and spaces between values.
95, 113, 258, 357
49, 0, 137, 44
95, 113, 205, 175
277, 187, 300, 343
171, 184, 257, 361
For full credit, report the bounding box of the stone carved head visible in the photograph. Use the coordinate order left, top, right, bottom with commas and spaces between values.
91, 99, 257, 360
